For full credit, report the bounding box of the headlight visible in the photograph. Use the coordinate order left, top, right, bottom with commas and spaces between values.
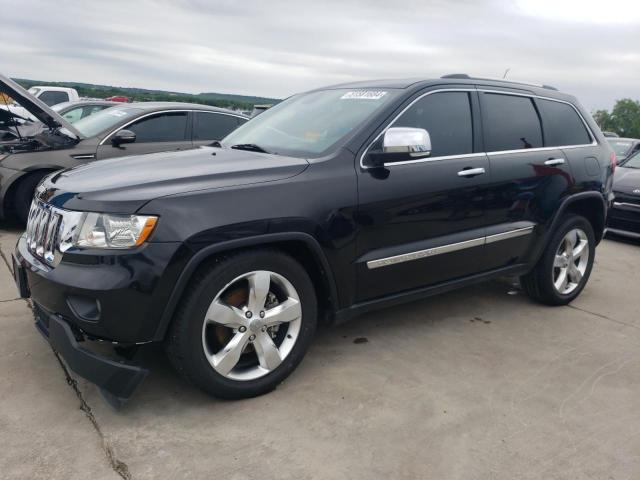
74, 213, 158, 249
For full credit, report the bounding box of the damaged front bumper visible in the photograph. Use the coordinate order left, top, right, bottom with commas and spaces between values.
31, 302, 149, 408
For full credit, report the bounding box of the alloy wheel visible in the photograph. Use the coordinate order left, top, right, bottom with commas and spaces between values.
201, 270, 302, 381
552, 228, 589, 295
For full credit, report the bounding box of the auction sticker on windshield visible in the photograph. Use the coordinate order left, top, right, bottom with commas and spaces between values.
341, 90, 387, 100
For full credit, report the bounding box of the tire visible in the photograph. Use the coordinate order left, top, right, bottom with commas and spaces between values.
14, 172, 50, 223
166, 249, 317, 399
520, 214, 595, 306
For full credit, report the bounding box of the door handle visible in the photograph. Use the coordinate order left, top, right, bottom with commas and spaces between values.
544, 158, 565, 166
457, 167, 486, 177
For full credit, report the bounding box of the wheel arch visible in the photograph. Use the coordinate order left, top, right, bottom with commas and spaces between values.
153, 232, 339, 341
3, 168, 58, 218
530, 191, 607, 266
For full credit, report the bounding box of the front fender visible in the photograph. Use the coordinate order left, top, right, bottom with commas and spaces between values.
151, 232, 339, 341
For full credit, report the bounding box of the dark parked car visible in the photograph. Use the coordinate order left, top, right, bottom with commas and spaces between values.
607, 150, 640, 238
52, 100, 119, 123
607, 137, 640, 164
0, 74, 249, 222
13, 74, 614, 406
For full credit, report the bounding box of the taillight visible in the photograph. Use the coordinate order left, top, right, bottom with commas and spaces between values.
610, 152, 617, 171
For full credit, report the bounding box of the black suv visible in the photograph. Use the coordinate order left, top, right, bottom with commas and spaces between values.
13, 75, 614, 405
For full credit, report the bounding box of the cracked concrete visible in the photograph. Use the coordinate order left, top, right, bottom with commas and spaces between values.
1, 225, 640, 479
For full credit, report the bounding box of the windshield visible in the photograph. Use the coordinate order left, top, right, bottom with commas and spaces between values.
72, 106, 143, 137
622, 151, 640, 169
608, 139, 634, 158
222, 88, 400, 157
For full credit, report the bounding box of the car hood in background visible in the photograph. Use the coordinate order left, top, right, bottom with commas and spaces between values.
0, 73, 83, 138
38, 146, 309, 213
613, 166, 640, 194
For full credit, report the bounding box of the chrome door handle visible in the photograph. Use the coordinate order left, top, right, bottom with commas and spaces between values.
544, 158, 565, 166
457, 167, 486, 177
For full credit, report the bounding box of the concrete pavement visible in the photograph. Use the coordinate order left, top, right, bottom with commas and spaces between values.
1, 224, 639, 479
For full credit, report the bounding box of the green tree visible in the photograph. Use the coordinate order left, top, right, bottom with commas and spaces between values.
593, 99, 640, 138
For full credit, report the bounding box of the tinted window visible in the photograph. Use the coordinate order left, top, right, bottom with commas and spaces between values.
127, 112, 188, 142
194, 112, 244, 140
482, 93, 542, 151
538, 99, 591, 147
38, 91, 70, 106
392, 91, 473, 157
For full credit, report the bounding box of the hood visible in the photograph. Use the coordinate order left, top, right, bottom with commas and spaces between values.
39, 146, 309, 212
613, 166, 640, 194
0, 73, 82, 138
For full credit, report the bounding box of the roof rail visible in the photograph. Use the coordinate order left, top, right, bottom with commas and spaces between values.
440, 73, 558, 91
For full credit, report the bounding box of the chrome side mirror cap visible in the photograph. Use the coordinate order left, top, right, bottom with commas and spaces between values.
383, 127, 431, 157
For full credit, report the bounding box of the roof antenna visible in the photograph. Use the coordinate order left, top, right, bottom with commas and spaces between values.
503, 68, 510, 79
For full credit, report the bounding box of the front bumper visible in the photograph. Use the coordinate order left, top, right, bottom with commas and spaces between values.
32, 304, 149, 407
13, 234, 184, 405
14, 234, 183, 343
607, 200, 640, 239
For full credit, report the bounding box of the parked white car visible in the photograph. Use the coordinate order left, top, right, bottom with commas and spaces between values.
1, 85, 80, 121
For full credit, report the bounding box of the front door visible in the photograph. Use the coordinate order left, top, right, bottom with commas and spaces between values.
96, 111, 192, 160
355, 89, 491, 301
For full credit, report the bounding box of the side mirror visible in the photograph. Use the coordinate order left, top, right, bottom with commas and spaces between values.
368, 127, 431, 167
111, 129, 136, 146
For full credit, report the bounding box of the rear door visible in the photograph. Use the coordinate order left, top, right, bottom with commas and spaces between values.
355, 89, 491, 301
192, 111, 247, 146
96, 111, 192, 159
479, 91, 576, 269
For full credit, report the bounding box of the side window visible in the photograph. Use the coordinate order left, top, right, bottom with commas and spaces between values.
126, 112, 188, 143
537, 99, 591, 147
194, 112, 244, 140
482, 93, 542, 151
392, 91, 473, 157
61, 107, 84, 123
38, 91, 70, 106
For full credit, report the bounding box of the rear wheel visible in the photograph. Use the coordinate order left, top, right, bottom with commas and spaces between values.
520, 215, 595, 305
166, 250, 317, 399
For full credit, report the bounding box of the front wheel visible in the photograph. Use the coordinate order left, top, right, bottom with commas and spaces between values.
166, 250, 317, 399
520, 215, 595, 305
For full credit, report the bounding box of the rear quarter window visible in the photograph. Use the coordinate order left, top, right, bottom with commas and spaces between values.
537, 99, 591, 147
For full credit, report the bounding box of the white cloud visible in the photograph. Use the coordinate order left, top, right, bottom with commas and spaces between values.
0, 0, 638, 111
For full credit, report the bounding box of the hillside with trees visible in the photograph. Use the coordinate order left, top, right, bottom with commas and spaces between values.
13, 78, 279, 111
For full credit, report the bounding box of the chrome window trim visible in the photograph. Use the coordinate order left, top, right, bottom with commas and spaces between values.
366, 226, 535, 269
99, 109, 247, 146
359, 88, 598, 169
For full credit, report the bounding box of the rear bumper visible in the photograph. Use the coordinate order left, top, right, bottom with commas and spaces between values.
33, 304, 149, 407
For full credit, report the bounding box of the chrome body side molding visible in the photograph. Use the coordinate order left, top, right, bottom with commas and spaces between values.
366, 226, 535, 269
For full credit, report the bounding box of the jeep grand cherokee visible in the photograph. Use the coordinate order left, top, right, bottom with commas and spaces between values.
13, 74, 614, 406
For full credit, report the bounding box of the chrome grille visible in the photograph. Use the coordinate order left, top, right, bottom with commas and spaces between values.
25, 200, 82, 267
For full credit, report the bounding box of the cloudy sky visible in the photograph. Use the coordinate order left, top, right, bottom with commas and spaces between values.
1, 0, 639, 111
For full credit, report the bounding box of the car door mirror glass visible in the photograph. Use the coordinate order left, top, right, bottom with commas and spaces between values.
367, 127, 431, 167
112, 129, 136, 146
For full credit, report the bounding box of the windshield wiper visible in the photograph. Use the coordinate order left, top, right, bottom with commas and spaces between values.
230, 143, 271, 154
